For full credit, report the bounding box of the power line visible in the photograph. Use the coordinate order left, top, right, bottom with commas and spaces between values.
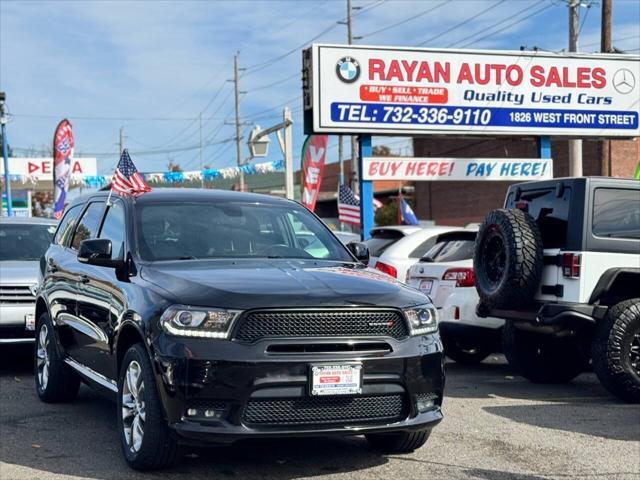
249, 73, 299, 92
243, 0, 387, 76
447, 0, 546, 48
359, 0, 450, 39
416, 0, 506, 47
457, 1, 556, 48
581, 34, 639, 49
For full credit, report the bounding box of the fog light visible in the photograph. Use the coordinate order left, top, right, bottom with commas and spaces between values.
416, 393, 438, 413
204, 409, 222, 418
187, 408, 198, 417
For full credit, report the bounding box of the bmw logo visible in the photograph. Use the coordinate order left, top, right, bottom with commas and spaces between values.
336, 56, 360, 83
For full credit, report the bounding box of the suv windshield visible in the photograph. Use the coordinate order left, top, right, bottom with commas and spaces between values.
422, 231, 476, 263
136, 201, 353, 262
0, 223, 56, 261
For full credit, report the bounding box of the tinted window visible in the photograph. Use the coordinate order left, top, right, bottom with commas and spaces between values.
422, 232, 476, 263
505, 186, 572, 248
593, 188, 640, 240
0, 224, 56, 261
136, 201, 352, 262
409, 236, 437, 259
54, 205, 82, 246
71, 202, 105, 250
99, 202, 126, 259
365, 230, 405, 257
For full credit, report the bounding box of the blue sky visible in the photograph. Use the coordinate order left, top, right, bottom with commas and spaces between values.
1, 0, 639, 176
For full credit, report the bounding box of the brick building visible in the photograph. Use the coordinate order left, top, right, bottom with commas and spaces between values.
412, 137, 639, 226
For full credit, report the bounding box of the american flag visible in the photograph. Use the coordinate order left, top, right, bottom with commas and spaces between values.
111, 149, 151, 197
337, 184, 382, 225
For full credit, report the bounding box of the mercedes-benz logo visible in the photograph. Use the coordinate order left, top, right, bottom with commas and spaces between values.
613, 68, 636, 94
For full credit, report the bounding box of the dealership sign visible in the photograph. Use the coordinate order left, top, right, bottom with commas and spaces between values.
362, 157, 553, 181
0, 157, 97, 180
303, 44, 640, 137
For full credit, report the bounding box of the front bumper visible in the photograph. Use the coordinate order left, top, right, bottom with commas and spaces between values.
152, 333, 445, 445
0, 304, 35, 343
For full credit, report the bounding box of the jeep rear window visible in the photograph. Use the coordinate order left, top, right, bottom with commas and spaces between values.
593, 188, 640, 240
505, 186, 572, 248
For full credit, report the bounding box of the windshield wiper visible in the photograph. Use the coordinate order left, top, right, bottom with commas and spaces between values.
177, 255, 198, 260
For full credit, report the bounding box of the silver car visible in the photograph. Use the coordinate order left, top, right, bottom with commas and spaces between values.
0, 216, 57, 344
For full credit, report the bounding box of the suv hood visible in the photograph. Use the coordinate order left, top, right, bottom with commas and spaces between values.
140, 259, 427, 309
0, 261, 39, 285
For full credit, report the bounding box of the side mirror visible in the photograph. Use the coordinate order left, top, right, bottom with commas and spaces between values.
78, 239, 124, 269
346, 241, 370, 264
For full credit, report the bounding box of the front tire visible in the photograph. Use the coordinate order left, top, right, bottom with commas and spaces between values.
34, 313, 80, 403
592, 299, 640, 403
502, 321, 587, 384
366, 430, 431, 453
441, 335, 491, 365
118, 343, 178, 471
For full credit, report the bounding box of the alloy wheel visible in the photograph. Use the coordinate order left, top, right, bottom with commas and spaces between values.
36, 324, 50, 390
122, 360, 146, 453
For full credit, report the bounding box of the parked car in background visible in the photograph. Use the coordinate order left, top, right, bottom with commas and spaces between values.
334, 230, 360, 245
35, 189, 445, 470
407, 229, 504, 364
373, 226, 458, 282
0, 216, 57, 344
365, 225, 422, 267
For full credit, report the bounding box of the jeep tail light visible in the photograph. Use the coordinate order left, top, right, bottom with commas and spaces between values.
375, 261, 398, 279
562, 253, 581, 278
442, 268, 475, 287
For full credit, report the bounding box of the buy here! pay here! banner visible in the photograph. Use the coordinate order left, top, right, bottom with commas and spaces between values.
308, 44, 640, 137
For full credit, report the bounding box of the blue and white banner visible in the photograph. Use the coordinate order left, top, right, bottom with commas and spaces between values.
362, 157, 553, 181
307, 44, 640, 138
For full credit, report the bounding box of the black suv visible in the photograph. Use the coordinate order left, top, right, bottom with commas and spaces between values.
35, 189, 444, 470
474, 177, 639, 402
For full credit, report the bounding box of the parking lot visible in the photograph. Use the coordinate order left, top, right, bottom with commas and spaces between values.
1, 345, 638, 480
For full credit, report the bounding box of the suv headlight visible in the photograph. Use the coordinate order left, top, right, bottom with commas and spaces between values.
403, 303, 438, 336
160, 305, 241, 338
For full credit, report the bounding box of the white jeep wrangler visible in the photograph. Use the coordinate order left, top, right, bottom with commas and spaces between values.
475, 177, 639, 403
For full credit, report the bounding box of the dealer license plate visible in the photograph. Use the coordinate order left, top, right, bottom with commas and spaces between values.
419, 280, 433, 295
25, 313, 35, 331
310, 364, 362, 396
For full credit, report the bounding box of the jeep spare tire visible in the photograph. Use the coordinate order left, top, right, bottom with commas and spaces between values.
474, 209, 543, 309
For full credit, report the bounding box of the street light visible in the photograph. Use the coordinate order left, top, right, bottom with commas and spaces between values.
244, 108, 294, 199
247, 125, 271, 158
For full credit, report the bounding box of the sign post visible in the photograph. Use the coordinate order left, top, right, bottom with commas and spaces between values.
358, 135, 374, 240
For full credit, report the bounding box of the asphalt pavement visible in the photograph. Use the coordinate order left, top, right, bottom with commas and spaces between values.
1, 345, 638, 480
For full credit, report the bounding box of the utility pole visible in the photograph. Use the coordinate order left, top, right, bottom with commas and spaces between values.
119, 126, 124, 155
0, 91, 12, 217
233, 53, 245, 192
347, 0, 359, 193
600, 0, 612, 176
199, 112, 204, 187
568, 0, 583, 177
283, 107, 294, 199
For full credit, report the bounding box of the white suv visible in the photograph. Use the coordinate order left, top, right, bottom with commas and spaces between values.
407, 229, 503, 364
475, 177, 640, 403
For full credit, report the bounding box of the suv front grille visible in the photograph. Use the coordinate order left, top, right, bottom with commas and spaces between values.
243, 394, 406, 426
233, 310, 408, 343
0, 285, 35, 304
